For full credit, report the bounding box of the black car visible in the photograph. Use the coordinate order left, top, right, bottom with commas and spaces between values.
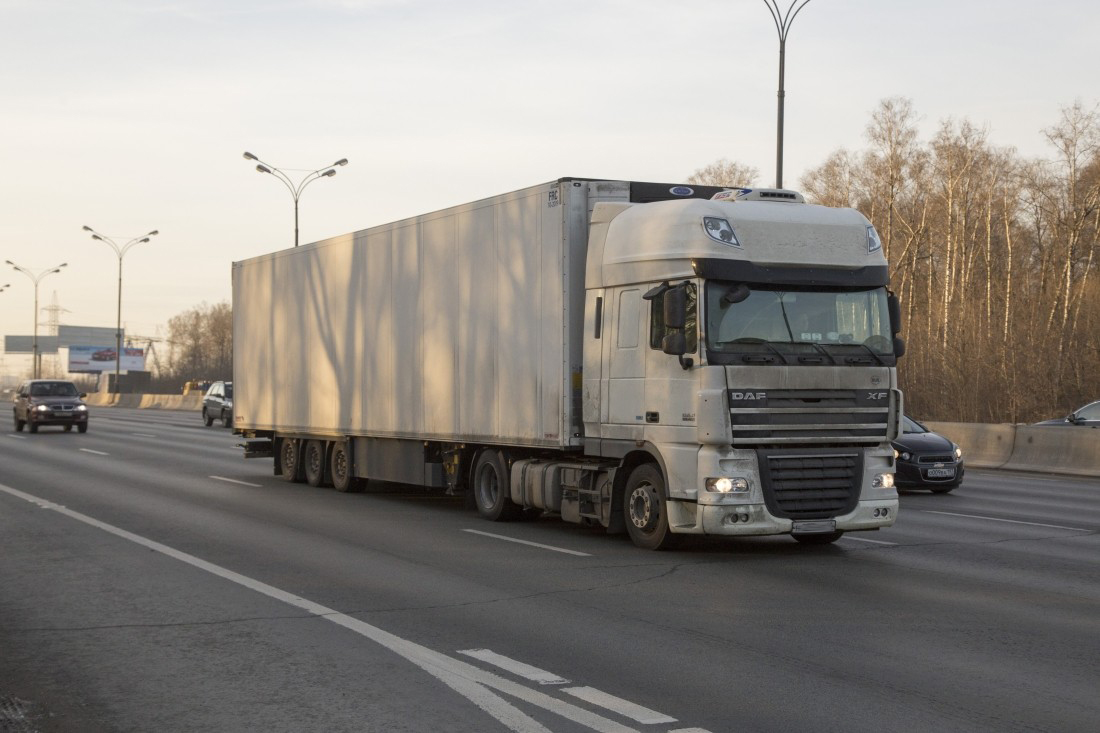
1033, 399, 1100, 428
892, 416, 963, 493
202, 381, 233, 428
12, 379, 90, 433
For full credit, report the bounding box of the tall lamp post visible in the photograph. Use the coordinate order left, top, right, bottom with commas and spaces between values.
764, 0, 813, 189
242, 152, 348, 247
82, 227, 159, 394
5, 261, 67, 379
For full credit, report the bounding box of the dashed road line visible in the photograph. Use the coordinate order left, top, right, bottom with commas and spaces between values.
563, 686, 677, 725
921, 510, 1089, 532
6, 434, 27, 440
462, 529, 592, 557
79, 448, 110, 456
132, 433, 158, 438
459, 649, 570, 685
210, 476, 262, 488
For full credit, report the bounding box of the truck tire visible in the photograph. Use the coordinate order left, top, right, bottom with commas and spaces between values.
278, 438, 304, 483
303, 440, 329, 487
472, 449, 521, 521
330, 442, 363, 493
623, 463, 681, 550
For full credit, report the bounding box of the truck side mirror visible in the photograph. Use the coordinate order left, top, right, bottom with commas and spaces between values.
662, 331, 687, 356
663, 286, 687, 329
893, 336, 906, 359
888, 291, 902, 335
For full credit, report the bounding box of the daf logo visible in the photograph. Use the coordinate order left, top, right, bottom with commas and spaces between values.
867, 392, 888, 400
731, 392, 766, 400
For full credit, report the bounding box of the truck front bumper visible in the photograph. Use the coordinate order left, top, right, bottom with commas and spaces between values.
667, 498, 898, 537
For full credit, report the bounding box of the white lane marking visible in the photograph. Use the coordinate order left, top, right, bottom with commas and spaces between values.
842, 535, 897, 546
132, 433, 158, 438
79, 448, 110, 456
564, 686, 677, 725
210, 476, 262, 488
459, 649, 570, 685
921, 510, 1090, 532
462, 529, 592, 557
0, 482, 639, 733
6, 434, 27, 440
669, 729, 714, 733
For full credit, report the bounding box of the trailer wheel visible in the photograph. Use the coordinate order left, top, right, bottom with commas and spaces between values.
278, 438, 303, 483
472, 449, 521, 521
623, 463, 681, 550
303, 440, 329, 487
330, 442, 363, 493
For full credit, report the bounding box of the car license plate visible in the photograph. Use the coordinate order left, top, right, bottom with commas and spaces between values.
927, 467, 955, 478
792, 519, 837, 535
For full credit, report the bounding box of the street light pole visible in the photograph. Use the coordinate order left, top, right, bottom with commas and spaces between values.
5, 261, 67, 379
82, 227, 159, 394
242, 152, 349, 247
763, 0, 813, 189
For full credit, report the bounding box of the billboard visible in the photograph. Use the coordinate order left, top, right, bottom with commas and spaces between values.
68, 345, 145, 373
4, 335, 59, 354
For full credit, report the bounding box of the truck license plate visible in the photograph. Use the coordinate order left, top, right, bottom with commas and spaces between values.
927, 468, 955, 478
792, 519, 837, 535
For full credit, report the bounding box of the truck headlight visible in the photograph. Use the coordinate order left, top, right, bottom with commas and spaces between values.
706, 477, 749, 493
872, 473, 895, 489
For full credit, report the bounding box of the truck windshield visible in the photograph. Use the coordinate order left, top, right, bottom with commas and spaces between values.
704, 281, 895, 365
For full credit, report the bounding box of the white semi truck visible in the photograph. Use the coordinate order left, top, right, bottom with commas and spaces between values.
233, 178, 903, 549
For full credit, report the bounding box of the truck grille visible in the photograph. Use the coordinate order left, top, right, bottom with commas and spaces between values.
757, 450, 862, 519
728, 388, 897, 445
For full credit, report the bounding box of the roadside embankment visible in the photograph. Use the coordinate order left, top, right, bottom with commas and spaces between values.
926, 421, 1100, 478
84, 393, 203, 411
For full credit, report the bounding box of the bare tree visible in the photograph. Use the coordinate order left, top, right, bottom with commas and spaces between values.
686, 159, 760, 188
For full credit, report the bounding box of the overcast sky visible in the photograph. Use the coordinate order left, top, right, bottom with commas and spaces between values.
1, 0, 1097, 376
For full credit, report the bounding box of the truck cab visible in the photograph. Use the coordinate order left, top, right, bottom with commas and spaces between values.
580, 188, 902, 548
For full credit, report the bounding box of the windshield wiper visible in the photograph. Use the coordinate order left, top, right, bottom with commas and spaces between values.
719, 337, 792, 364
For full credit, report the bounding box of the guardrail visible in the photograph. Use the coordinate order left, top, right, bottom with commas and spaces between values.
926, 421, 1100, 478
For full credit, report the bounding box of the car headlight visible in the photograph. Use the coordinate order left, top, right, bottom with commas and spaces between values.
35, 404, 50, 412
897, 451, 911, 461
705, 477, 749, 493
953, 443, 962, 460
225, 400, 233, 409
872, 473, 895, 489
75, 405, 88, 412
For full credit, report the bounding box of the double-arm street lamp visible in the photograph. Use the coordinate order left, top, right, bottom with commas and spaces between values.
243, 152, 348, 247
82, 226, 159, 393
5, 260, 67, 378
764, 0, 813, 189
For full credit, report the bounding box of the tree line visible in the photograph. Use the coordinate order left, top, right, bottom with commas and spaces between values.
148, 301, 232, 393
689, 98, 1100, 424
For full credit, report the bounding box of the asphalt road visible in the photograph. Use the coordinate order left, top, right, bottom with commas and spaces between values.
2, 407, 1098, 732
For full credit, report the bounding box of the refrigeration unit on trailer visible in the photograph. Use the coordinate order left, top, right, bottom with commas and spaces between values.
233, 179, 904, 549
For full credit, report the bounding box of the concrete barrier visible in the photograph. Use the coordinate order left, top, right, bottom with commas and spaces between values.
85, 393, 202, 411
1003, 426, 1100, 478
925, 421, 1015, 469
925, 421, 1100, 478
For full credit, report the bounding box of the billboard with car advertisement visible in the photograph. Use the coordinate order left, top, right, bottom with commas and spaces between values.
68, 345, 145, 373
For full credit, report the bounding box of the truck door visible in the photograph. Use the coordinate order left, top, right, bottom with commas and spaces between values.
604, 287, 646, 441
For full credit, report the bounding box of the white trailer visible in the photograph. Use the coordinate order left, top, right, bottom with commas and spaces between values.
234, 178, 903, 549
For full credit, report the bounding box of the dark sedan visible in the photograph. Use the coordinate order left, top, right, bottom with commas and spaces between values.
12, 379, 90, 434
1033, 399, 1100, 428
893, 416, 963, 493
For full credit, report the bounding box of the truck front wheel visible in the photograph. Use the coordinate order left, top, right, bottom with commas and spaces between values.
623, 464, 681, 550
472, 449, 521, 521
